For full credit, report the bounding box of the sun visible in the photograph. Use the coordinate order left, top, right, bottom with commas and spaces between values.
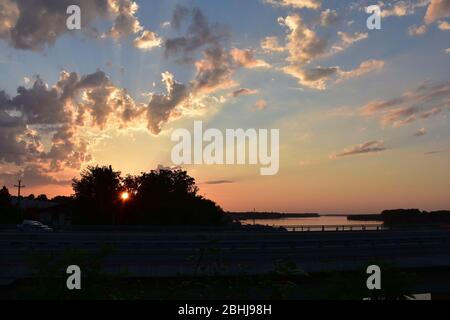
120, 191, 130, 201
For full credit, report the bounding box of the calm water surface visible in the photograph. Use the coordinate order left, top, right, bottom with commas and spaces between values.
241, 215, 382, 228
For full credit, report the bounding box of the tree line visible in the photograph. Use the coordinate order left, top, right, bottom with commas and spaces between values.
0, 166, 224, 226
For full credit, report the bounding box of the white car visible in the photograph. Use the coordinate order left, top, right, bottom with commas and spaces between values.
17, 220, 53, 232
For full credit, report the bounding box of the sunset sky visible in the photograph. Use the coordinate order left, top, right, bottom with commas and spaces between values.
1, 0, 449, 213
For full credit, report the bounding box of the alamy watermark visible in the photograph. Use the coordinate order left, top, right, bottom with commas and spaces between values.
171, 121, 280, 176
66, 5, 81, 30
366, 5, 382, 30
66, 265, 81, 290
65, 4, 382, 32
366, 265, 381, 290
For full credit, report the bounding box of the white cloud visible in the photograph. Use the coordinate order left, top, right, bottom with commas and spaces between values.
319, 9, 338, 26
283, 65, 338, 90
133, 30, 162, 50
337, 60, 385, 82
278, 14, 329, 65
334, 31, 368, 52
230, 48, 271, 68
379, 0, 430, 18
261, 36, 285, 53
0, 0, 161, 51
425, 0, 450, 23
438, 20, 450, 30
408, 24, 428, 36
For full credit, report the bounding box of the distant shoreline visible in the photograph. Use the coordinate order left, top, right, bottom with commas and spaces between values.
227, 212, 320, 220
228, 210, 450, 226
348, 210, 450, 225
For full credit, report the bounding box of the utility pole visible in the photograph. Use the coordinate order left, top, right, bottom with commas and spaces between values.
14, 179, 26, 208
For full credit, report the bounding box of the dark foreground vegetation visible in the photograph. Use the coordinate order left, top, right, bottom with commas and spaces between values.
0, 186, 22, 224
0, 247, 417, 300
0, 166, 225, 226
1, 273, 417, 300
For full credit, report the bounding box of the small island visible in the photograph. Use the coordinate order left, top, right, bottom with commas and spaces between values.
348, 209, 450, 227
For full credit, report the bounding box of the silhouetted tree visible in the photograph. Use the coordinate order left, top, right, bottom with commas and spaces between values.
132, 169, 222, 225
122, 174, 140, 196
0, 186, 11, 208
27, 194, 35, 200
51, 196, 74, 204
36, 194, 48, 201
70, 166, 223, 225
0, 186, 21, 224
72, 166, 122, 224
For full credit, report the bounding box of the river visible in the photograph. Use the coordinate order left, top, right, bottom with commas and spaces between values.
241, 215, 383, 230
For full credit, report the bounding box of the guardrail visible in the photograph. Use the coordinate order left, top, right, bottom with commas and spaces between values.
4, 223, 450, 233
0, 224, 409, 233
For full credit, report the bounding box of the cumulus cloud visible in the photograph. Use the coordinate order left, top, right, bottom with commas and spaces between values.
147, 44, 262, 133
146, 7, 271, 133
146, 71, 189, 134
275, 13, 335, 89
338, 31, 368, 47
0, 67, 150, 188
0, 69, 144, 173
279, 14, 329, 65
230, 48, 270, 68
284, 60, 384, 90
379, 0, 429, 18
59, 70, 143, 129
0, 0, 19, 40
104, 0, 142, 39
360, 81, 450, 127
408, 24, 428, 36
132, 30, 162, 50
337, 60, 385, 82
274, 12, 375, 90
332, 31, 368, 53
192, 46, 237, 95
0, 109, 36, 165
164, 5, 229, 62
438, 20, 450, 30
283, 65, 338, 90
0, 165, 71, 188
260, 36, 285, 53
0, 0, 160, 51
331, 140, 387, 158
319, 9, 339, 26
265, 0, 322, 10
425, 0, 450, 23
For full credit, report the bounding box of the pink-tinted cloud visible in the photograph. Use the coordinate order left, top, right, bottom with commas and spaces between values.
331, 140, 387, 158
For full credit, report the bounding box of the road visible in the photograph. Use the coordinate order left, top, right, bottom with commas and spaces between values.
2, 227, 450, 284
